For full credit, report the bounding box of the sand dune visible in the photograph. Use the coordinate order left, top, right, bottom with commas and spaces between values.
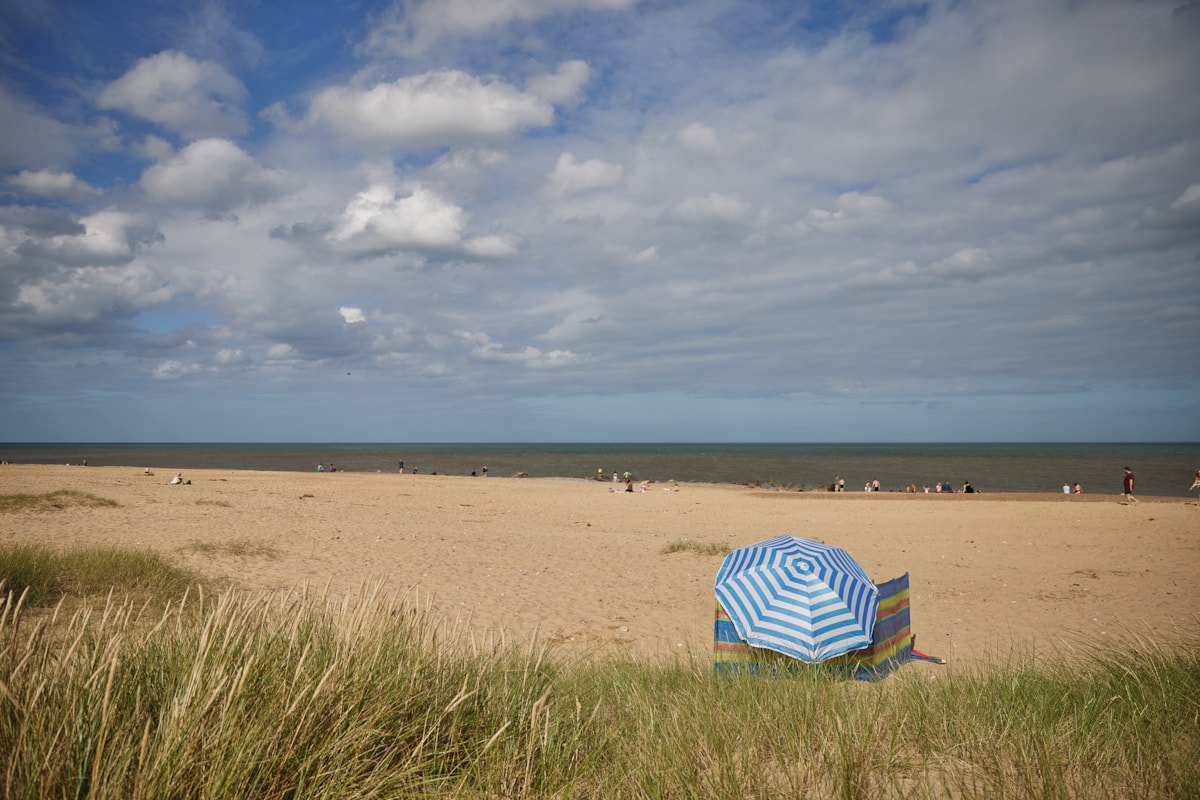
3, 464, 1197, 668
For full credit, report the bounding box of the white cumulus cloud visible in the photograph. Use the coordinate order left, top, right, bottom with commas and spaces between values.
9, 170, 101, 202
800, 192, 893, 234
526, 60, 591, 107
677, 123, 720, 157
140, 139, 289, 214
461, 331, 578, 368
153, 359, 202, 380
323, 183, 517, 259
17, 210, 160, 267
340, 306, 367, 324
308, 70, 554, 149
97, 51, 248, 138
544, 152, 624, 197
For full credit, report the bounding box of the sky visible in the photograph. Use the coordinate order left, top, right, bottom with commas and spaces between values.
1, 0, 1198, 443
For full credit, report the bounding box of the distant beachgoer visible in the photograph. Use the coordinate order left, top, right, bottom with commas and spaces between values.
317, 464, 323, 472
169, 473, 183, 485
1121, 466, 1139, 504
1189, 470, 1199, 506
872, 479, 881, 492
598, 468, 605, 481
625, 472, 634, 492
962, 481, 974, 493
398, 460, 404, 474
482, 466, 488, 477
1063, 483, 1071, 494
613, 471, 619, 483
835, 475, 845, 493
1073, 483, 1082, 494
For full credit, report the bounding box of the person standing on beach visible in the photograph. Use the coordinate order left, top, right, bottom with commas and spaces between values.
1189, 469, 1200, 507
1121, 466, 1139, 504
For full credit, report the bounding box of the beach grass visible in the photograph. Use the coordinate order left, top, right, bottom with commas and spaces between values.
659, 538, 731, 557
1, 546, 1196, 799
0, 489, 119, 512
0, 543, 201, 608
181, 538, 280, 558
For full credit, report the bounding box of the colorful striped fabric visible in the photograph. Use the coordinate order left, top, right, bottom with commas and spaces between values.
714, 573, 915, 681
713, 536, 879, 662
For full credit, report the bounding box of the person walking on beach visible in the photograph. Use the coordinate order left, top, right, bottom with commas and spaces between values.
1189, 469, 1200, 507
1121, 466, 1139, 504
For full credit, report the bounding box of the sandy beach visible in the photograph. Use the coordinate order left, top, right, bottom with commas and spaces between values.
3, 464, 1197, 669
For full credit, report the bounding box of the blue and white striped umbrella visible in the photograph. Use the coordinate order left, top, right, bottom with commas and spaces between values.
714, 536, 879, 663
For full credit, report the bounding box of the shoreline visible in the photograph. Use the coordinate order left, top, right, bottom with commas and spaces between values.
3, 464, 1197, 668
3, 461, 1190, 500
2, 441, 1197, 498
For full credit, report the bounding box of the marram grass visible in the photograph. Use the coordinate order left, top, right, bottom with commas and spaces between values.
0, 543, 200, 607
1, 547, 1197, 799
0, 489, 119, 513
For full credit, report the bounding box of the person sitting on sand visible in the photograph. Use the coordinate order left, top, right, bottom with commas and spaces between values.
1074, 483, 1082, 494
169, 473, 185, 485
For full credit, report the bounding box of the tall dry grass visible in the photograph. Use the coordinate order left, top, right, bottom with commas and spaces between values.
1, 544, 1197, 799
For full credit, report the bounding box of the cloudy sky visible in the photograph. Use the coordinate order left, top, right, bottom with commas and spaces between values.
1, 0, 1198, 443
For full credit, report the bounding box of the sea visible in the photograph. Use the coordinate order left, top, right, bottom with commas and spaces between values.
2, 442, 1198, 497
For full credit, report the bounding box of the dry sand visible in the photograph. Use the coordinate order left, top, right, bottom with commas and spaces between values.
3, 464, 1198, 669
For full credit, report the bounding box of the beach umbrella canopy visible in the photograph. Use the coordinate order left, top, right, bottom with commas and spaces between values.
714, 535, 879, 663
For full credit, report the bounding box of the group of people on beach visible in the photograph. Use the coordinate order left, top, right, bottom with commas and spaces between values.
838, 476, 976, 493
144, 461, 1200, 505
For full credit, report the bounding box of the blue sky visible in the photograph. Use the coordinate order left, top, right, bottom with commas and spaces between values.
1, 0, 1198, 443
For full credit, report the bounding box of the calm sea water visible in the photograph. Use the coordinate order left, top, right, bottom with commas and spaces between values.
2, 442, 1198, 497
